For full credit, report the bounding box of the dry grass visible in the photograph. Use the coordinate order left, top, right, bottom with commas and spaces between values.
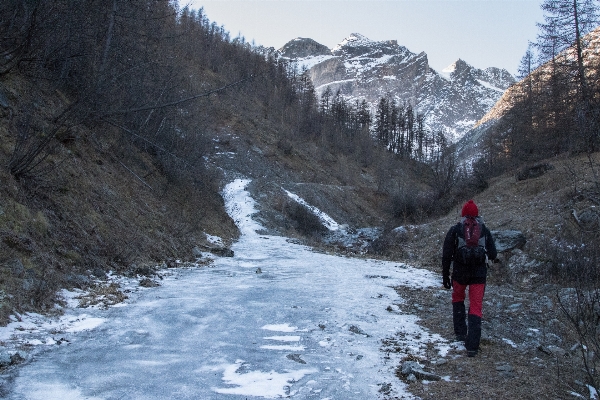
0, 73, 238, 324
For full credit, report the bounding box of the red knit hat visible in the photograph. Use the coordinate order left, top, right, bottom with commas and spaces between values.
461, 200, 479, 217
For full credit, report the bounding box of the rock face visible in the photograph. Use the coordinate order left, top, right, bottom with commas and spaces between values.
279, 37, 331, 59
491, 230, 526, 253
279, 34, 515, 142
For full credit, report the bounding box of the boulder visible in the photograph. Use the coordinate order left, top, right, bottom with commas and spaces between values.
400, 361, 441, 381
210, 247, 234, 257
491, 230, 526, 252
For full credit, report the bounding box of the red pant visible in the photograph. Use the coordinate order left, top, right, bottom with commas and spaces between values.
452, 282, 486, 318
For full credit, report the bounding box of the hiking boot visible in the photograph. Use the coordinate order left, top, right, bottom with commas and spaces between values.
467, 350, 478, 357
465, 314, 482, 355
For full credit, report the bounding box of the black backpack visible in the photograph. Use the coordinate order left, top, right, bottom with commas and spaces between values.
455, 216, 487, 267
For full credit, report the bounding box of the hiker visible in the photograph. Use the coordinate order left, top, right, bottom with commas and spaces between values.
442, 199, 497, 357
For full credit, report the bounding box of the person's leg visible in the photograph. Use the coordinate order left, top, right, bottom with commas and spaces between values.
465, 283, 486, 356
452, 282, 467, 341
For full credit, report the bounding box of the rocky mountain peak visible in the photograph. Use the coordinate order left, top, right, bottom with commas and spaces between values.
278, 37, 331, 59
441, 59, 472, 79
337, 33, 372, 46
280, 34, 515, 142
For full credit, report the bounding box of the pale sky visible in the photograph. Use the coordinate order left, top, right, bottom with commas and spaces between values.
184, 1, 544, 75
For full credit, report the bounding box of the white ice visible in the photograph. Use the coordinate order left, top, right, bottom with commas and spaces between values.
4, 178, 448, 399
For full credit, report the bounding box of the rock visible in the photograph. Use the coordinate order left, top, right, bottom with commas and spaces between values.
10, 352, 24, 365
349, 325, 370, 337
572, 208, 600, 230
401, 361, 422, 375
192, 246, 204, 257
139, 278, 159, 288
278, 37, 331, 58
92, 268, 106, 279
255, 267, 262, 274
407, 373, 417, 382
378, 382, 392, 394
0, 352, 11, 367
132, 265, 154, 277
286, 354, 306, 364
413, 369, 442, 381
491, 230, 526, 252
210, 247, 234, 257
9, 259, 25, 277
496, 364, 514, 372
64, 274, 90, 288
538, 345, 567, 357
516, 163, 553, 181
400, 361, 442, 381
0, 88, 8, 109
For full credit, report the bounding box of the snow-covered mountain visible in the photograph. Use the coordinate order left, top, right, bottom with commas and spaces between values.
279, 33, 515, 142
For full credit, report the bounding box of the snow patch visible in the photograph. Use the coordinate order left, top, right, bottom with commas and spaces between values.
20, 382, 103, 400
64, 315, 105, 333
476, 79, 504, 93
223, 179, 265, 236
213, 360, 317, 398
284, 189, 339, 231
205, 233, 223, 245
261, 323, 298, 332
263, 335, 301, 342
291, 55, 335, 70
259, 345, 306, 351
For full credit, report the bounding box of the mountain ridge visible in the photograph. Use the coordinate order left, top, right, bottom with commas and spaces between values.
279, 34, 516, 142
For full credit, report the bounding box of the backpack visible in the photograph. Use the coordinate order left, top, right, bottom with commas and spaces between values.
455, 216, 487, 268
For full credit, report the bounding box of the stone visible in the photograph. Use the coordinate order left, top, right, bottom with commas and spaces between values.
538, 345, 567, 357
400, 361, 442, 381
349, 325, 369, 337
401, 361, 422, 376
192, 247, 203, 257
0, 88, 8, 109
496, 364, 513, 372
516, 163, 553, 181
210, 247, 234, 257
491, 230, 526, 252
10, 352, 24, 365
286, 354, 306, 364
0, 352, 11, 367
139, 278, 159, 288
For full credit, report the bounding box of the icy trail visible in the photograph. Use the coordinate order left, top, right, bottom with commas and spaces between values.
5, 179, 447, 399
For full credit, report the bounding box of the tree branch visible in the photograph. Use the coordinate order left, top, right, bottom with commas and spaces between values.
102, 77, 250, 116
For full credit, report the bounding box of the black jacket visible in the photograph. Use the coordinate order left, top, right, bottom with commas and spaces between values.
442, 217, 497, 285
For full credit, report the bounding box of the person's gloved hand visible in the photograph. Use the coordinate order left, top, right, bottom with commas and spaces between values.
443, 274, 452, 289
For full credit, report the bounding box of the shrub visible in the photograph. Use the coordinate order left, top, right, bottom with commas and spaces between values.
284, 202, 327, 236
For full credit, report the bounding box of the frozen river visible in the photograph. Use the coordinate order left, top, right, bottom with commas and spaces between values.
4, 179, 446, 399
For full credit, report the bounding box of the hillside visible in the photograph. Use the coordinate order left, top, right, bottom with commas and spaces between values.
457, 25, 600, 165
0, 1, 426, 325
2, 2, 600, 397
365, 152, 600, 399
